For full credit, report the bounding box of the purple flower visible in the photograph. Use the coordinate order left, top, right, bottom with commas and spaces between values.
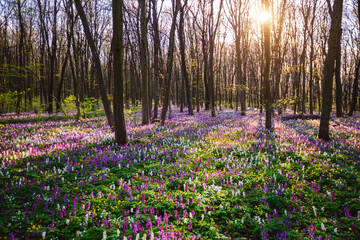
146, 217, 152, 229
261, 225, 269, 240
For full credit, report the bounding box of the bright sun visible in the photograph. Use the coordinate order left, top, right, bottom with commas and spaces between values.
259, 11, 270, 23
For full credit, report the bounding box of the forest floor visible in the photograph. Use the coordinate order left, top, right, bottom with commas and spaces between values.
0, 108, 360, 239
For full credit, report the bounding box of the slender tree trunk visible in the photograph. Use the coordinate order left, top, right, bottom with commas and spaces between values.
264, 0, 272, 129
113, 0, 127, 145
139, 0, 149, 125
319, 0, 343, 140
309, 35, 314, 114
16, 0, 25, 114
56, 37, 70, 112
335, 29, 343, 117
74, 0, 114, 129
178, 0, 193, 115
349, 59, 360, 116
151, 0, 162, 119
47, 0, 58, 114
69, 53, 81, 121
161, 0, 180, 125
301, 54, 306, 114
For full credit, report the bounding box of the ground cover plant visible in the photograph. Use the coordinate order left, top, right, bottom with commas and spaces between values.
0, 109, 359, 239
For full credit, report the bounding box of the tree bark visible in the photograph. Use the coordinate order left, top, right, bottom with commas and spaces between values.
349, 59, 360, 116
161, 0, 181, 125
264, 0, 272, 129
319, 0, 343, 141
178, 0, 193, 115
139, 0, 150, 125
151, 0, 163, 119
335, 29, 343, 117
47, 0, 58, 114
349, 0, 360, 116
113, 0, 127, 145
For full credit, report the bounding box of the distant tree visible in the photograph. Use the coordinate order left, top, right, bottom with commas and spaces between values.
319, 0, 343, 140
225, 0, 247, 116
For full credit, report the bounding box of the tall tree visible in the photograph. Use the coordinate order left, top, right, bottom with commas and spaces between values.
335, 28, 343, 117
178, 0, 193, 115
151, 0, 163, 119
74, 0, 114, 129
161, 0, 181, 125
263, 0, 272, 129
349, 0, 360, 116
140, 0, 150, 125
308, 0, 318, 115
273, 0, 288, 115
226, 0, 247, 116
47, 0, 58, 114
319, 0, 343, 140
113, 0, 127, 145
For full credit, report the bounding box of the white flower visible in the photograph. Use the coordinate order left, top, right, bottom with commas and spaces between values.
334, 228, 338, 233
84, 213, 89, 225
102, 231, 107, 240
66, 219, 70, 225
321, 223, 326, 232
201, 214, 204, 221
117, 229, 120, 237
312, 206, 317, 217
42, 231, 46, 239
135, 233, 140, 240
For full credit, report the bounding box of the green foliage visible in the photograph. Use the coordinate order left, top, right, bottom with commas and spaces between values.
81, 97, 100, 118
0, 91, 21, 113
63, 95, 77, 112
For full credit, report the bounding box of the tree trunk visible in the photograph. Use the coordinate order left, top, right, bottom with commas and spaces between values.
309, 35, 314, 115
151, 0, 162, 119
349, 59, 360, 116
335, 29, 343, 117
349, 0, 360, 116
264, 0, 272, 129
113, 0, 127, 145
139, 0, 149, 125
319, 0, 343, 141
161, 0, 180, 125
74, 0, 114, 129
56, 34, 71, 112
178, 0, 193, 115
